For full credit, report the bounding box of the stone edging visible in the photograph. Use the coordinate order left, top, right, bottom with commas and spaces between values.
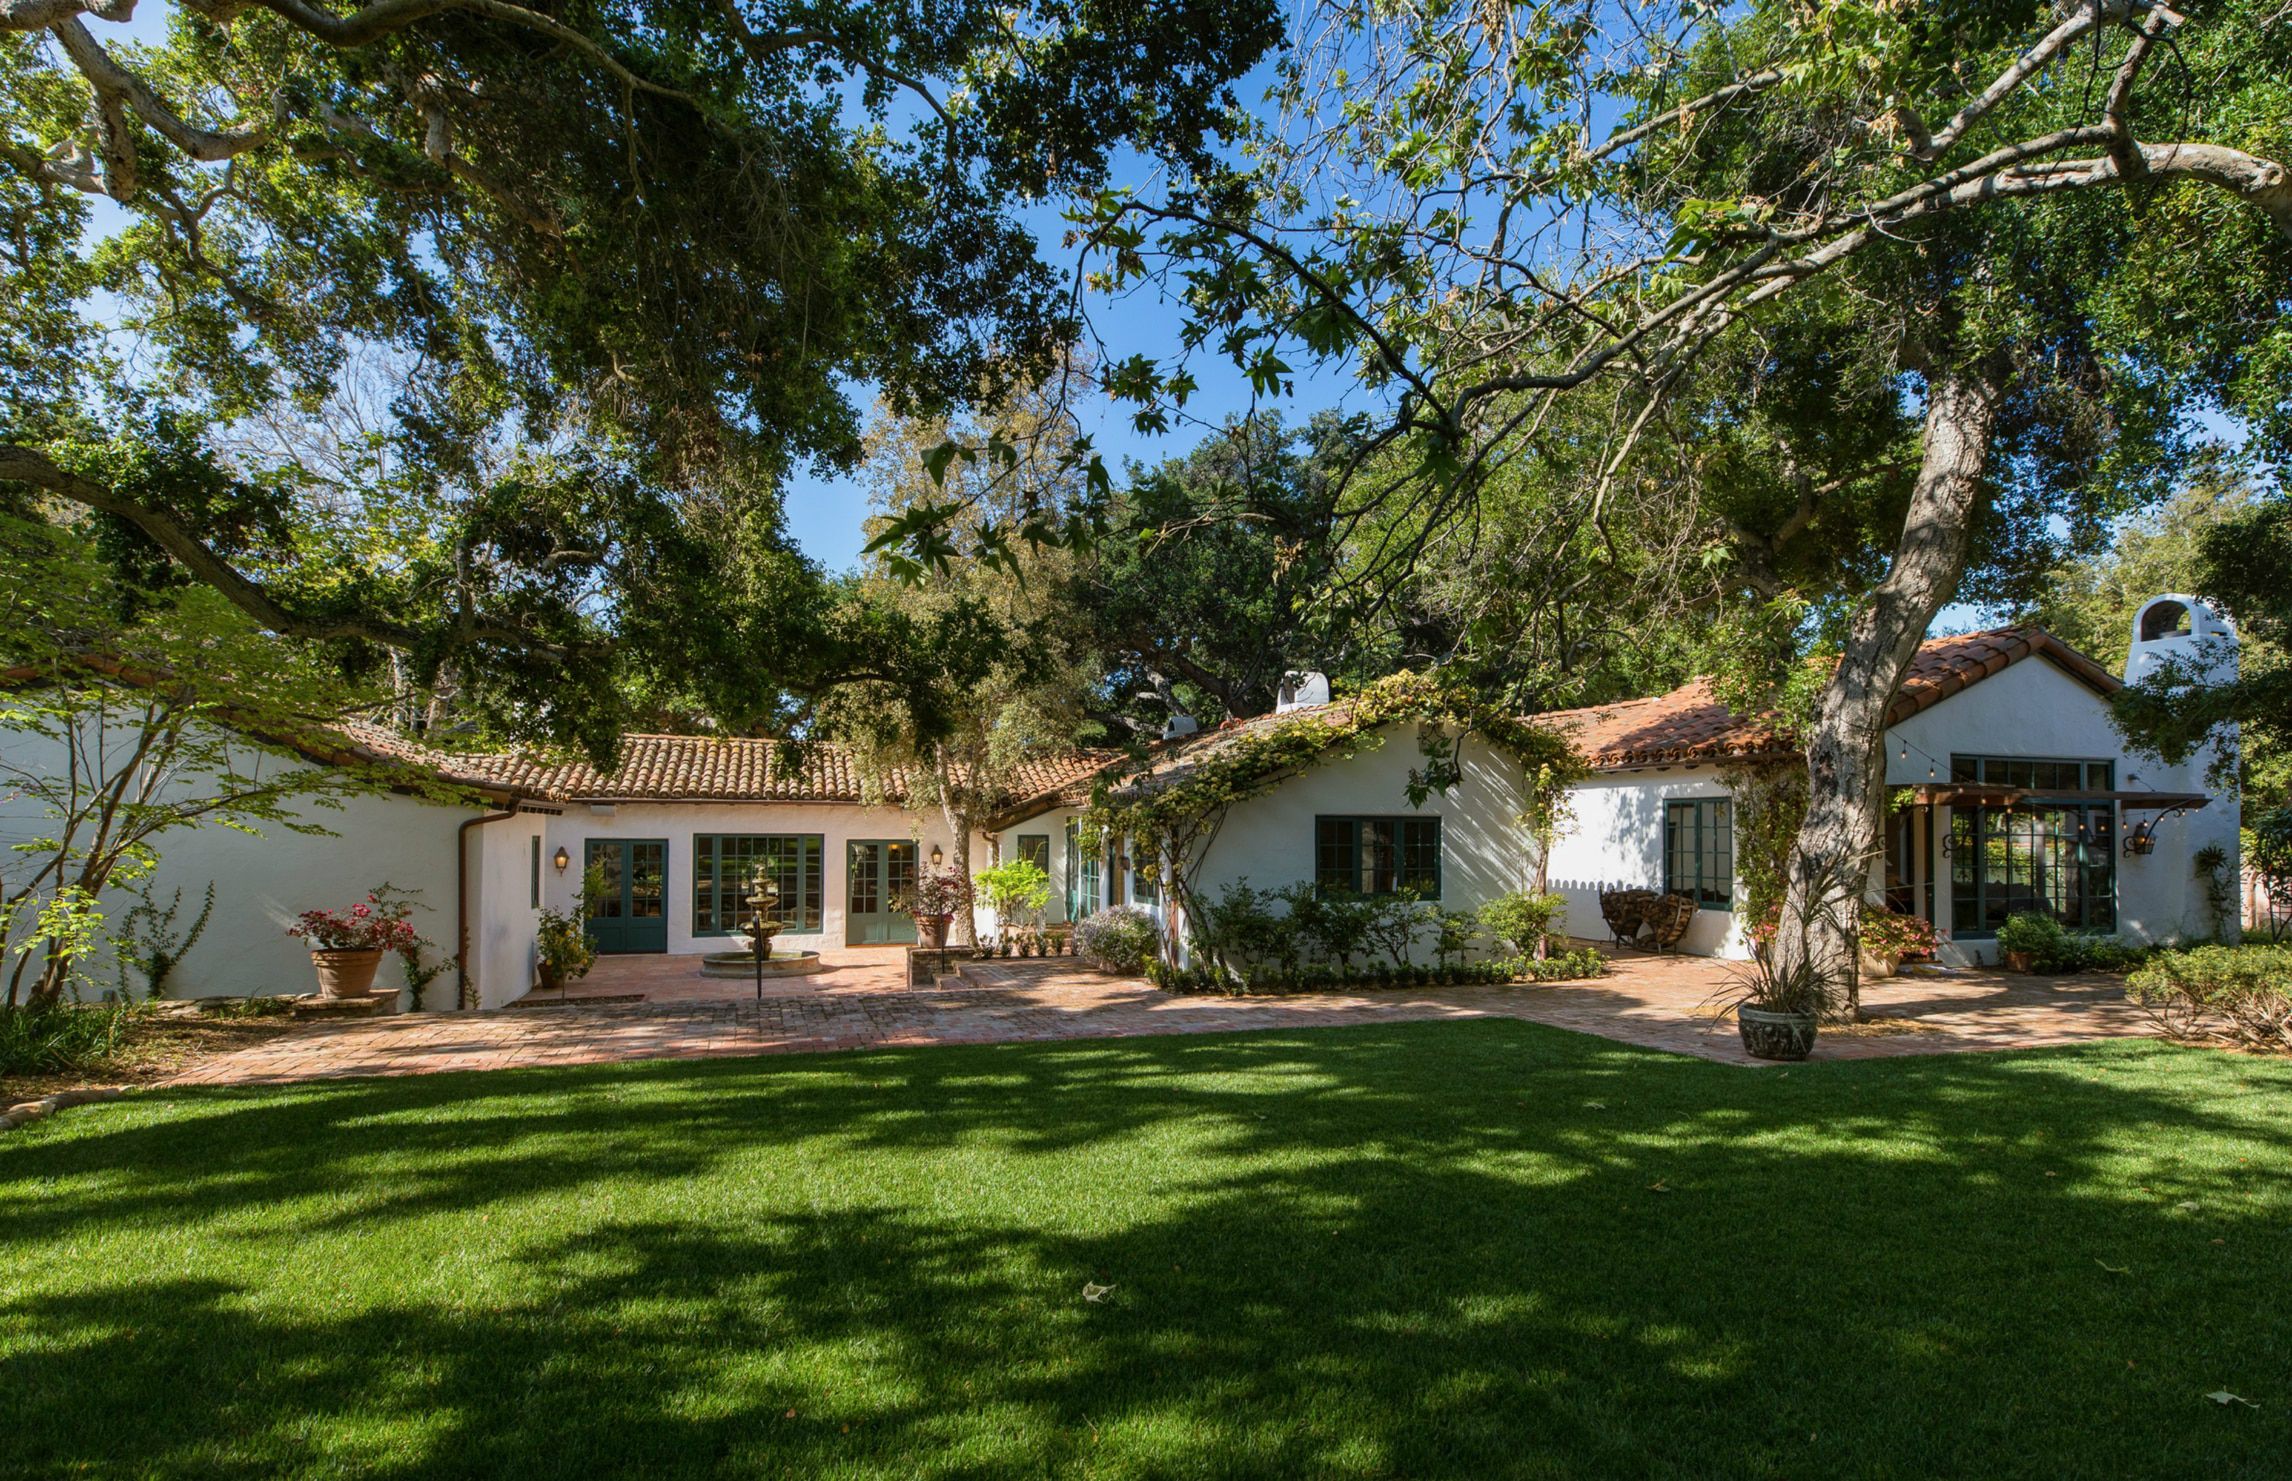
0, 1086, 131, 1132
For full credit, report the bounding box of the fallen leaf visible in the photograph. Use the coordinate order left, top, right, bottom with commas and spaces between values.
1584, 1100, 1609, 1110
2205, 1391, 2257, 1408
2175, 1200, 2200, 1212
1648, 1180, 1671, 1193
1082, 1282, 1116, 1304
2095, 1258, 2131, 1275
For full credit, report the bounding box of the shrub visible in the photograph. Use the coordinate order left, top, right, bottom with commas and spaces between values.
1520, 946, 1609, 983
0, 1000, 135, 1077
1480, 890, 1568, 957
1361, 894, 1431, 966
2127, 945, 2292, 1050
1075, 906, 1159, 974
973, 859, 1052, 927
1192, 881, 1291, 981
1995, 913, 2136, 973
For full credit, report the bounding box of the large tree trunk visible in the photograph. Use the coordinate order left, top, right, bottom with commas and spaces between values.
1771, 359, 2007, 1020
931, 751, 979, 948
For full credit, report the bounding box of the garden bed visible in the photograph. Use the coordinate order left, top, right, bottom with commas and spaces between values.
0, 1000, 307, 1102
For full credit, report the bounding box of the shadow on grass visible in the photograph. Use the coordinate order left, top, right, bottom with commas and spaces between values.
2, 1020, 2288, 1476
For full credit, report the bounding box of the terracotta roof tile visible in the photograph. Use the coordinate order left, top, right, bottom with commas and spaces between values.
332, 723, 1121, 809
1531, 627, 2118, 772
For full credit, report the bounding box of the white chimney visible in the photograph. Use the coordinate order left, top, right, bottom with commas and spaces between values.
1162, 713, 1201, 739
1276, 670, 1331, 712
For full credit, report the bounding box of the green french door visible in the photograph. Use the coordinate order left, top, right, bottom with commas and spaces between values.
846, 840, 918, 945
1064, 819, 1100, 922
585, 839, 668, 954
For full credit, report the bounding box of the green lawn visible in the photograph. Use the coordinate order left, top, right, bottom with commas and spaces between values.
3, 1022, 2287, 1478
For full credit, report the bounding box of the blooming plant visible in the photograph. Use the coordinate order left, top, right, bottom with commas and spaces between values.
287, 891, 421, 953
897, 865, 970, 919
1075, 905, 1159, 973
1860, 904, 1939, 961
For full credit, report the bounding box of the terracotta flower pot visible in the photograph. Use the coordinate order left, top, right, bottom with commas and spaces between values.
2002, 949, 2036, 974
310, 947, 384, 999
917, 914, 953, 950
1858, 949, 1899, 981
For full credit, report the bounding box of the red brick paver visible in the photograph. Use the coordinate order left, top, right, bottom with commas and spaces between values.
163, 945, 2160, 1088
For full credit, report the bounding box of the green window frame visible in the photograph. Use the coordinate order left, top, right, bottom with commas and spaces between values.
1663, 799, 1734, 908
1130, 846, 1159, 906
529, 835, 541, 909
694, 834, 824, 935
1943, 755, 2118, 938
1314, 816, 1441, 898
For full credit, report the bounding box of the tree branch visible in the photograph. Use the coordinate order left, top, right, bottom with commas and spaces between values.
0, 442, 572, 658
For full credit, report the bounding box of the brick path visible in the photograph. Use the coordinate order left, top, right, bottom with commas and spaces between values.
163, 945, 2160, 1088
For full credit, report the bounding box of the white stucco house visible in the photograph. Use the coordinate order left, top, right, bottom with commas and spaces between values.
1, 598, 2239, 1006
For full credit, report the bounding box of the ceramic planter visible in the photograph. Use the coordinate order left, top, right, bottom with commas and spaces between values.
1737, 1005, 1819, 1061
1858, 949, 1900, 981
309, 947, 384, 999
916, 914, 954, 950
2002, 949, 2036, 974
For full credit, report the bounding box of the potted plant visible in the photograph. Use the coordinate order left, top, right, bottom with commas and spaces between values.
1858, 904, 1938, 981
898, 864, 969, 950
535, 905, 597, 992
1718, 909, 1838, 1061
287, 893, 420, 999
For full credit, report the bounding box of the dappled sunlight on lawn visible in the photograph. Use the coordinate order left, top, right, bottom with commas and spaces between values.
3, 1022, 2288, 1476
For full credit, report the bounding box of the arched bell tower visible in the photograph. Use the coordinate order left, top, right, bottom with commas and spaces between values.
2124, 594, 2238, 687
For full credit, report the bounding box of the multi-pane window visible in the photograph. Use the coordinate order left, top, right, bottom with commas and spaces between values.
1314, 817, 1442, 897
1016, 834, 1051, 873
1949, 755, 2114, 791
1663, 800, 1734, 908
694, 834, 824, 934
1130, 846, 1159, 905
530, 835, 541, 909
1946, 756, 2117, 936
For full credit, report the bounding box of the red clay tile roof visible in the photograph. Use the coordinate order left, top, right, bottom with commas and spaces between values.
334, 724, 1122, 809
1531, 627, 2118, 772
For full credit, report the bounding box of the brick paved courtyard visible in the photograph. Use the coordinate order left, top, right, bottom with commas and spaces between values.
162, 944, 2161, 1087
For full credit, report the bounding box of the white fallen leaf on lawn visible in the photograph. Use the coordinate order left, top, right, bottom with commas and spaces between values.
2094, 1258, 2131, 1275
2205, 1391, 2257, 1407
1082, 1282, 1116, 1303
2175, 1200, 2200, 1212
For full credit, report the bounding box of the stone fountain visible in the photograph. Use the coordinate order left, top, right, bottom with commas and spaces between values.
699, 867, 822, 982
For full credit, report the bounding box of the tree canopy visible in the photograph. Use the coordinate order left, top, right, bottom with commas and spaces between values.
0, 0, 1281, 756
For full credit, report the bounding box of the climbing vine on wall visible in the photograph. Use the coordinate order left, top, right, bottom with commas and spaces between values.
1722, 762, 1811, 930
1083, 670, 1581, 960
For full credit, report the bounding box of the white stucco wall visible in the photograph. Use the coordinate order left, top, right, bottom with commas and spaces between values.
463, 810, 550, 1009
538, 801, 963, 954
0, 720, 484, 1004
1546, 768, 1750, 957
1178, 723, 1533, 964
1886, 653, 2240, 960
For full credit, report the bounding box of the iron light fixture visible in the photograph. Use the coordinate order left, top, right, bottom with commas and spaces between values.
929, 844, 944, 866
552, 846, 570, 874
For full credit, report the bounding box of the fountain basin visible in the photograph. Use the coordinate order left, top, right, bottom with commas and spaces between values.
698, 950, 824, 980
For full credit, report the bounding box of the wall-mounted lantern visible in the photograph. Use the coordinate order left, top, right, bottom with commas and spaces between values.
929, 844, 945, 866
553, 846, 571, 874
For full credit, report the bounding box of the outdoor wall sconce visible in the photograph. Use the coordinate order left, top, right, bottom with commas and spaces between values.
552, 846, 570, 874
929, 844, 944, 866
